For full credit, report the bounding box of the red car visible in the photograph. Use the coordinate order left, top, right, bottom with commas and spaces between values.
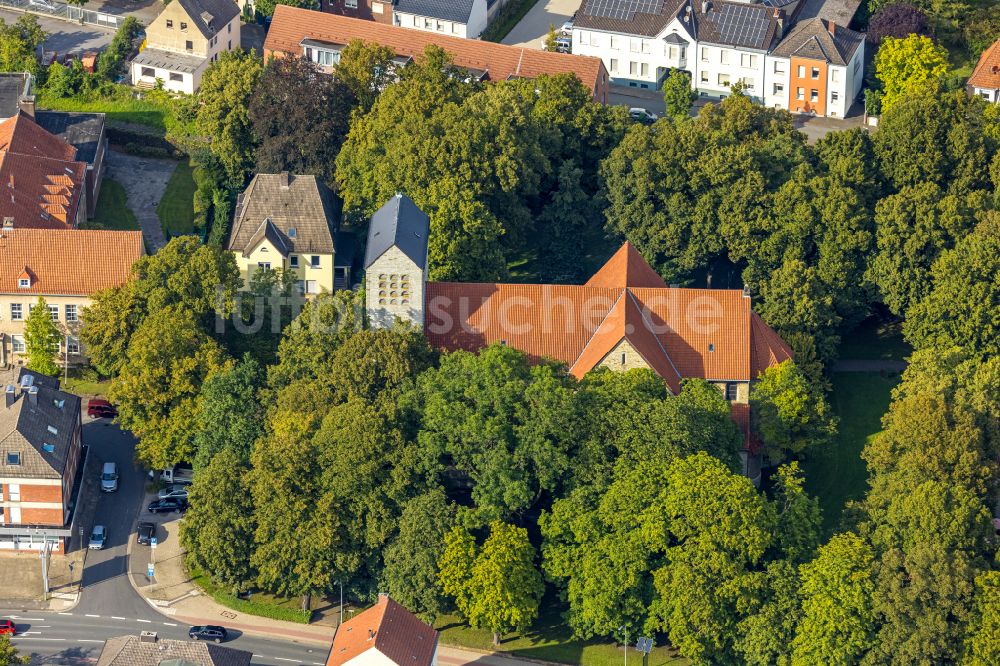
0, 619, 15, 635
87, 399, 117, 419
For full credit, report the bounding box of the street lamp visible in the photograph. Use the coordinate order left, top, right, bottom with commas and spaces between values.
335, 581, 343, 627
619, 626, 627, 666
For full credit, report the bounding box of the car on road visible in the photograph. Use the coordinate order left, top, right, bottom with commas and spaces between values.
629, 107, 659, 123
28, 0, 55, 10
147, 497, 187, 514
87, 399, 118, 419
136, 521, 155, 545
0, 619, 14, 636
157, 484, 190, 501
88, 525, 107, 550
188, 625, 228, 643
100, 461, 119, 493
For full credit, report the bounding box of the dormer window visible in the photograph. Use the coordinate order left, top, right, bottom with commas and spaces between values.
47, 425, 58, 435
6, 452, 20, 465
18, 277, 29, 288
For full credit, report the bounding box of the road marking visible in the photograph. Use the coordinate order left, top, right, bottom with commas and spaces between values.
13, 637, 65, 641
275, 659, 299, 663
11, 617, 44, 621
136, 619, 151, 623
58, 612, 73, 616
111, 616, 127, 620
85, 614, 100, 618
162, 622, 177, 626
78, 639, 104, 643
16, 632, 41, 635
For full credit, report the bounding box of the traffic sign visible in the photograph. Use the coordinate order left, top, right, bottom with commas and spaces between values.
636, 638, 654, 654
147, 563, 155, 578
150, 537, 157, 549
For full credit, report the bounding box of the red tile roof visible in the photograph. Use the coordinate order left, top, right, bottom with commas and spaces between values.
0, 228, 144, 295
326, 595, 438, 666
424, 243, 792, 384
969, 39, 1000, 91
0, 113, 86, 229
264, 5, 608, 99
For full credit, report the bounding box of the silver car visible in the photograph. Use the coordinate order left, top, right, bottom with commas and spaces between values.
157, 484, 190, 501
88, 525, 107, 550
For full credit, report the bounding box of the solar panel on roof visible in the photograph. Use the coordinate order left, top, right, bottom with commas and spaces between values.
583, 0, 664, 21
707, 4, 769, 47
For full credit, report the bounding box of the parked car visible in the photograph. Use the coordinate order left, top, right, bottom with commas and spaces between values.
158, 464, 194, 485
629, 107, 659, 123
136, 521, 155, 545
87, 399, 117, 419
147, 497, 187, 514
157, 484, 190, 501
559, 20, 573, 35
188, 625, 228, 643
100, 462, 119, 493
28, 0, 55, 10
0, 619, 14, 636
88, 525, 107, 550
554, 37, 571, 53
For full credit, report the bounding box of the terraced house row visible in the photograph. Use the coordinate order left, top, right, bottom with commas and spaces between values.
572, 0, 865, 117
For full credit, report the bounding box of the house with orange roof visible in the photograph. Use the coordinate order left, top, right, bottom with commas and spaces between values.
0, 112, 88, 230
264, 5, 609, 102
0, 228, 145, 367
968, 38, 1000, 103
364, 195, 792, 483
326, 594, 438, 666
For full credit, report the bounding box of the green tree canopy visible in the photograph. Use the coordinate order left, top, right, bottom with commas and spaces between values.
196, 50, 263, 186
193, 354, 266, 470
24, 296, 61, 377
874, 35, 948, 113
750, 361, 837, 462
439, 521, 543, 645
662, 70, 696, 120
0, 15, 48, 77
0, 633, 29, 666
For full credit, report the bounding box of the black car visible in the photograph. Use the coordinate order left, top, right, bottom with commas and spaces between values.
189, 625, 228, 643
136, 521, 156, 545
147, 498, 187, 514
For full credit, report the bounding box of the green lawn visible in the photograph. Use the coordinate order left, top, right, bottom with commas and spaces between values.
38, 91, 174, 134
189, 568, 313, 624
62, 373, 112, 398
801, 372, 899, 535
81, 179, 139, 231
157, 159, 197, 237
837, 316, 911, 361
435, 605, 686, 666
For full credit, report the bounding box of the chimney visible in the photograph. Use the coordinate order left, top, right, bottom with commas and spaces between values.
828, 21, 836, 36
701, 0, 711, 12
279, 171, 290, 189
367, 629, 376, 641
139, 631, 158, 643
773, 8, 784, 36
27, 385, 38, 405
4, 384, 15, 409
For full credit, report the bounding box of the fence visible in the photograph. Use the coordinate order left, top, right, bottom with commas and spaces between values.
0, 0, 125, 30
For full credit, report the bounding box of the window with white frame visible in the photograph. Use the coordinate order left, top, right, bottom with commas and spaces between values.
810, 89, 819, 102
831, 68, 840, 82
372, 1, 383, 11
796, 87, 804, 100
141, 67, 155, 78
424, 18, 433, 28
258, 262, 271, 270
10, 304, 22, 321
311, 255, 321, 268
774, 60, 785, 74
640, 63, 649, 76
700, 46, 709, 61
436, 20, 445, 31
629, 61, 637, 75
831, 91, 839, 102
610, 58, 618, 73
345, 0, 357, 7
65, 304, 78, 322
797, 65, 805, 77
720, 49, 730, 64
773, 82, 784, 94
11, 335, 24, 353
66, 336, 80, 355
48, 305, 58, 321
641, 40, 650, 54
305, 280, 319, 294
718, 73, 730, 86
290, 255, 299, 268
668, 46, 678, 59
610, 35, 619, 49
630, 39, 640, 52
700, 71, 709, 84
739, 76, 754, 90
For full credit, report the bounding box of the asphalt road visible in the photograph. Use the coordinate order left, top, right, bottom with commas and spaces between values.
2, 421, 332, 665
0, 8, 114, 54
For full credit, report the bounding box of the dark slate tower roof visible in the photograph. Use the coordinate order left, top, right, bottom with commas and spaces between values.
364, 194, 430, 270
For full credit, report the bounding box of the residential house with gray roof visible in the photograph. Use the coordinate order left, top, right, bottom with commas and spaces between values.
0, 369, 82, 553
98, 633, 252, 666
571, 0, 865, 115
393, 0, 488, 39
227, 172, 346, 295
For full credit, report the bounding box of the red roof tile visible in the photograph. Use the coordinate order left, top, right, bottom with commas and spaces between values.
0, 228, 144, 295
326, 595, 438, 666
969, 39, 1000, 91
585, 241, 669, 289
0, 113, 86, 229
264, 5, 608, 99
424, 243, 789, 384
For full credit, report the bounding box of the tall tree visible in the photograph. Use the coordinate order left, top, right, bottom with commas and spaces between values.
792, 533, 877, 665
0, 15, 48, 77
439, 522, 543, 645
333, 40, 397, 114
192, 355, 266, 470
253, 0, 318, 17
750, 361, 837, 463
249, 55, 354, 184
964, 571, 1000, 665
196, 50, 263, 186
0, 633, 29, 666
382, 488, 455, 623
874, 35, 948, 112
867, 4, 931, 44
180, 449, 256, 593
662, 70, 696, 120
24, 296, 61, 377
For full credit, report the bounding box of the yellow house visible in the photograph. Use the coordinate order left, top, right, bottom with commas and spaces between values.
227, 173, 345, 295
130, 0, 241, 94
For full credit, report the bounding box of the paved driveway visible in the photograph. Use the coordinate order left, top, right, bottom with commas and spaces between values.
105, 149, 175, 252
501, 0, 581, 49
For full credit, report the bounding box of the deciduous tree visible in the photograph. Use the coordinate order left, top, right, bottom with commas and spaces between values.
0, 633, 29, 666
0, 16, 48, 77
662, 70, 696, 120
963, 571, 1000, 665
24, 296, 61, 377
196, 50, 262, 186
867, 4, 930, 44
193, 355, 265, 470
874, 35, 948, 113
750, 361, 837, 462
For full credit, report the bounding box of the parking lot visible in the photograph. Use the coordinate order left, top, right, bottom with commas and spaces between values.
501, 0, 580, 49
0, 7, 114, 55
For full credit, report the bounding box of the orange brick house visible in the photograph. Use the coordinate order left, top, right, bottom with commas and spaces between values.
364, 195, 792, 482
0, 368, 83, 553
263, 5, 610, 103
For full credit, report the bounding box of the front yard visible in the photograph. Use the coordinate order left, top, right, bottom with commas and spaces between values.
156, 158, 198, 237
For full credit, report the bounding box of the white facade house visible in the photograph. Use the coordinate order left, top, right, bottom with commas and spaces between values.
326, 595, 438, 666
130, 0, 241, 94
392, 0, 487, 39
968, 39, 1000, 104
571, 0, 866, 116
